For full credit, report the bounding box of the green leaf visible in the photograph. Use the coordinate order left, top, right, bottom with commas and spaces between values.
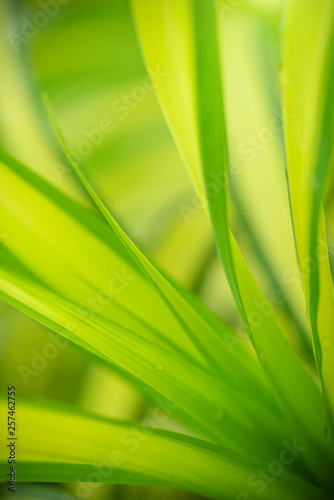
130, 0, 334, 485
282, 0, 334, 427
0, 148, 286, 458
0, 398, 331, 500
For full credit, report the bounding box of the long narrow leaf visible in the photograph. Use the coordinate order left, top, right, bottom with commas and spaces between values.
0, 398, 330, 500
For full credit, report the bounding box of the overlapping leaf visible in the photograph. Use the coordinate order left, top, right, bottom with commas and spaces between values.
0, 399, 330, 500
131, 0, 334, 485
0, 148, 286, 458
282, 0, 334, 424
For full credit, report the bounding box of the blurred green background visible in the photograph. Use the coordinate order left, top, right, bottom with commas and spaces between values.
0, 0, 319, 498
